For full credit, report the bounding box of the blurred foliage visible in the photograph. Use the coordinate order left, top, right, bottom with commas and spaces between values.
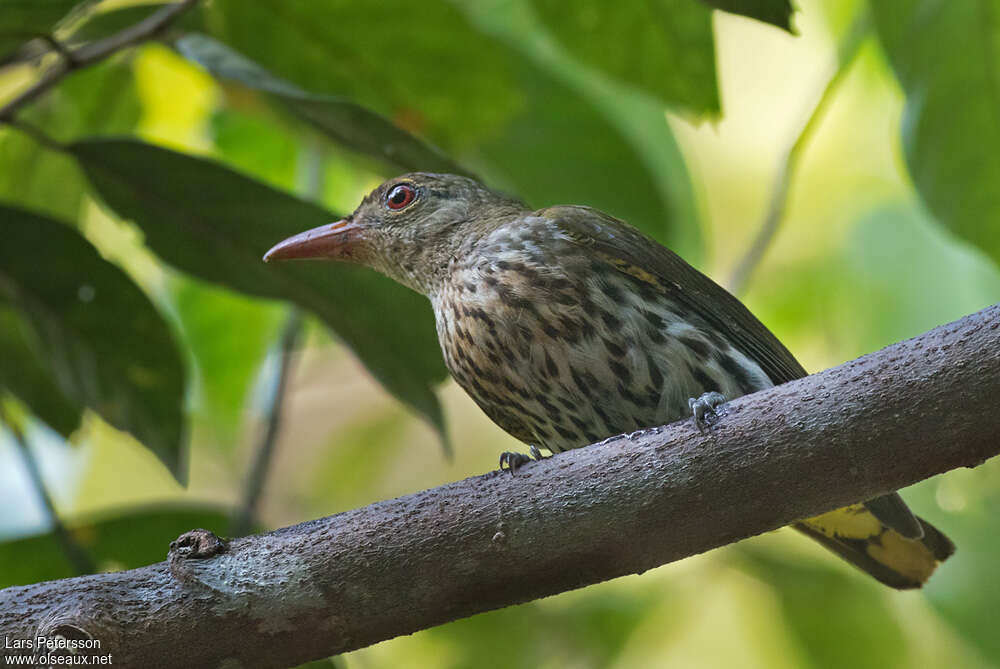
71, 137, 448, 441
1, 0, 999, 667
871, 0, 1000, 268
0, 0, 80, 59
0, 205, 185, 477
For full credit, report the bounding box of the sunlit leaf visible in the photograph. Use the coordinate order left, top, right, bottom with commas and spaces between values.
0, 60, 139, 221
209, 107, 300, 191
0, 505, 231, 588
528, 0, 719, 115
0, 306, 81, 437
699, 0, 794, 31
169, 276, 284, 445
871, 1, 1000, 268
0, 205, 186, 478
176, 33, 469, 176
70, 138, 448, 445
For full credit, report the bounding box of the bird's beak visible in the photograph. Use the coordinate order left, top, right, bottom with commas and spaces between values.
263, 219, 364, 262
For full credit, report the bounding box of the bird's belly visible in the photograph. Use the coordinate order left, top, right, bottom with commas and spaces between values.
434, 270, 772, 453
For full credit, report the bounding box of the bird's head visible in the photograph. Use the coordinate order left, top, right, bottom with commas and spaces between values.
264, 172, 525, 295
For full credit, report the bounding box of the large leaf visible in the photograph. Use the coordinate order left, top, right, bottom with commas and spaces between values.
175, 33, 470, 176
0, 0, 80, 59
528, 0, 719, 115
871, 1, 1000, 268
0, 306, 81, 437
699, 0, 794, 31
70, 138, 448, 442
0, 205, 186, 477
458, 0, 702, 258
201, 0, 521, 150
0, 505, 231, 588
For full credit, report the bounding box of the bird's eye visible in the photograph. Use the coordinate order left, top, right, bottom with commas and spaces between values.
386, 184, 417, 210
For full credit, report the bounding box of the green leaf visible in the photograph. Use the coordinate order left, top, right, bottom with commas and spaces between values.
0, 505, 231, 588
202, 0, 522, 150
699, 0, 794, 31
871, 1, 1000, 268
0, 306, 81, 437
458, 0, 702, 259
209, 107, 301, 192
0, 205, 186, 478
70, 138, 448, 443
528, 0, 719, 115
169, 276, 284, 444
0, 0, 80, 59
175, 33, 470, 176
0, 60, 139, 221
65, 3, 177, 46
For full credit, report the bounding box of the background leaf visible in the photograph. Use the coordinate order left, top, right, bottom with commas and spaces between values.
0, 60, 139, 221
175, 33, 470, 176
70, 138, 448, 443
0, 0, 81, 59
871, 0, 1000, 268
0, 306, 81, 438
0, 205, 186, 477
458, 0, 702, 257
528, 0, 719, 115
201, 0, 522, 149
700, 0, 794, 31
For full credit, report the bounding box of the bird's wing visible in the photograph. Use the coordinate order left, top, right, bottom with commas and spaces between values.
541, 205, 807, 384
543, 206, 925, 539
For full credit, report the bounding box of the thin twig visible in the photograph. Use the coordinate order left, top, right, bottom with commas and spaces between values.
0, 0, 198, 123
727, 12, 872, 295
0, 404, 95, 576
230, 309, 304, 536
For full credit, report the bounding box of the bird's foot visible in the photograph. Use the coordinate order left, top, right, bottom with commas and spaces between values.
499, 445, 547, 475
689, 391, 727, 432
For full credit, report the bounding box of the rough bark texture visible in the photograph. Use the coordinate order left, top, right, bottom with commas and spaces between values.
2, 303, 999, 668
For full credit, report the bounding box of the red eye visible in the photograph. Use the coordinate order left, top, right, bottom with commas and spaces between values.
386, 184, 416, 210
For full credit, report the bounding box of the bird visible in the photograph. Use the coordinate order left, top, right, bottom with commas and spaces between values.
264, 172, 954, 589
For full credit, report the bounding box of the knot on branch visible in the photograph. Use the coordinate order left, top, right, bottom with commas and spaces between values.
168, 529, 228, 587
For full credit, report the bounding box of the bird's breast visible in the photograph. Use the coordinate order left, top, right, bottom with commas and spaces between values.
432, 247, 771, 453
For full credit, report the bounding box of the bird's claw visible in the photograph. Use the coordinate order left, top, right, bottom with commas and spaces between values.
499, 445, 547, 475
689, 391, 727, 432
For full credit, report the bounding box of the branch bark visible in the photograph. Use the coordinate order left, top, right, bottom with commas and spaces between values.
3, 303, 999, 668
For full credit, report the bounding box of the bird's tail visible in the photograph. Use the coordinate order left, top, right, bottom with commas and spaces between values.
794, 503, 955, 589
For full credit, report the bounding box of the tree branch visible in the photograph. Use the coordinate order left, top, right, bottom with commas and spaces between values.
0, 0, 198, 123
2, 303, 999, 668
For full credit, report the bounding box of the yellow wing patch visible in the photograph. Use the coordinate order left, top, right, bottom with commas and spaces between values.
806, 504, 883, 539
799, 504, 944, 587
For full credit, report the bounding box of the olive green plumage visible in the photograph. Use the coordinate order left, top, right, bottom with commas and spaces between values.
265, 172, 954, 588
